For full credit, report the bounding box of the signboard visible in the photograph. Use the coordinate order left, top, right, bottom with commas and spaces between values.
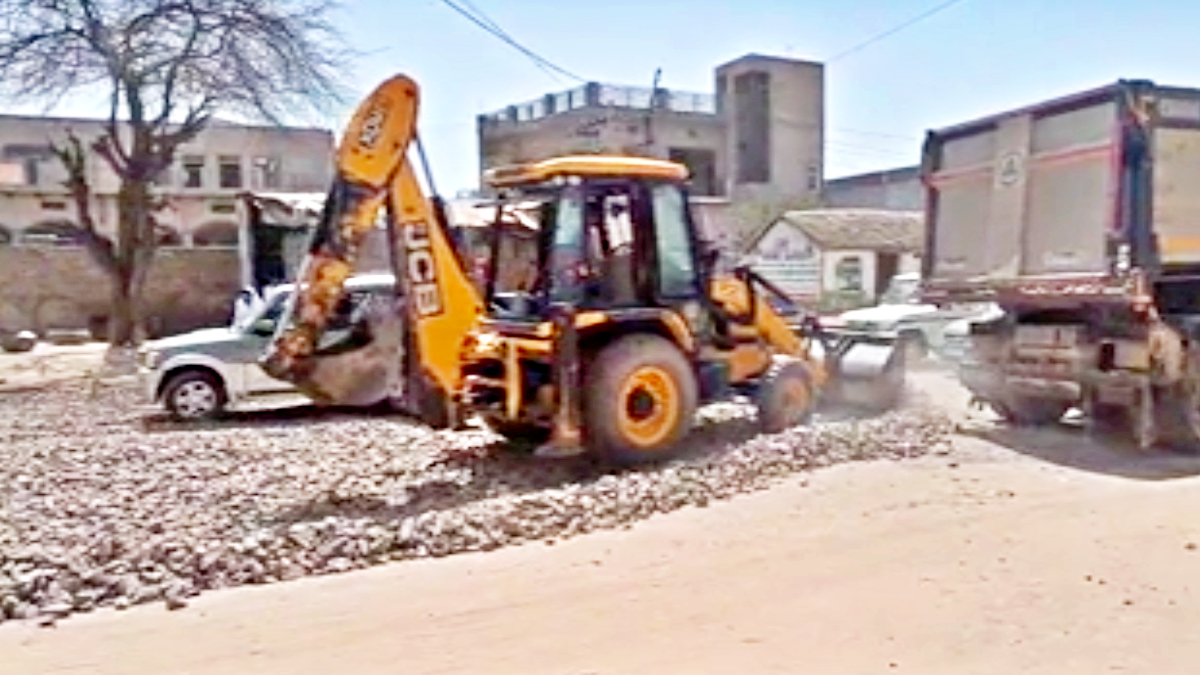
747, 223, 820, 299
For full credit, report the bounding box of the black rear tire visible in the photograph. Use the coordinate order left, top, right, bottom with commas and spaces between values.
994, 396, 1069, 426
582, 334, 698, 466
1152, 386, 1200, 453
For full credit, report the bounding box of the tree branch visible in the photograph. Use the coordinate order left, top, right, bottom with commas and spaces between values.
50, 131, 117, 273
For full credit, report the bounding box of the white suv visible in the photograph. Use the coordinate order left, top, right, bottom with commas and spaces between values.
139, 274, 397, 421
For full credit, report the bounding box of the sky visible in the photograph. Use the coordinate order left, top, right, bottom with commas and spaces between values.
16, 0, 1200, 194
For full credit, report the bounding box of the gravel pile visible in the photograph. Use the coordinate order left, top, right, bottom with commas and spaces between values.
0, 379, 953, 625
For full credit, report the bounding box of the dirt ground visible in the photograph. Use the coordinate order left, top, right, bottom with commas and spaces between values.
0, 341, 109, 390
6, 368, 1200, 674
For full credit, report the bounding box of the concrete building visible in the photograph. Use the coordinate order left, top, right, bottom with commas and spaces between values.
0, 115, 334, 339
0, 114, 334, 247
823, 165, 923, 211
744, 208, 923, 311
716, 54, 824, 207
477, 53, 825, 205
477, 83, 725, 196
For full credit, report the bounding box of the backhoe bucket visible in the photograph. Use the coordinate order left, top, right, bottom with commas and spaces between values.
281, 303, 407, 409
818, 332, 906, 413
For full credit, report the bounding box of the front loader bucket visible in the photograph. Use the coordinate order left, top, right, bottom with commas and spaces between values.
820, 332, 906, 413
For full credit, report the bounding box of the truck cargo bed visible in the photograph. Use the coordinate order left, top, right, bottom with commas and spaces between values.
921, 80, 1200, 307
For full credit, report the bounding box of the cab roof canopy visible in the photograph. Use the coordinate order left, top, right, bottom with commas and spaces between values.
484, 155, 689, 189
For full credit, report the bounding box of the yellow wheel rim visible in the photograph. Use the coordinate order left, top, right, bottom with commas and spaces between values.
617, 366, 680, 448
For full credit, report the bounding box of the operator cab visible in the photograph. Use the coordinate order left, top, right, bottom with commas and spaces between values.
481, 156, 711, 324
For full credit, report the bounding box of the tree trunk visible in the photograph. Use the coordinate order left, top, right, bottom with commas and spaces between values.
107, 265, 140, 346
109, 177, 156, 347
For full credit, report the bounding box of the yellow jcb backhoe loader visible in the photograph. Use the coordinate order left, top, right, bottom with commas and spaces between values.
260, 73, 905, 466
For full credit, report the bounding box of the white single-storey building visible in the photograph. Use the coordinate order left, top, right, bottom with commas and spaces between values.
744, 208, 923, 311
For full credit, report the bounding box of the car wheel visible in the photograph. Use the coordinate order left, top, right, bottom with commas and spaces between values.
0, 330, 36, 353
163, 370, 228, 421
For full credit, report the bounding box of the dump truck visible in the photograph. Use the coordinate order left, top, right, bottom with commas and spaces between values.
921, 79, 1200, 449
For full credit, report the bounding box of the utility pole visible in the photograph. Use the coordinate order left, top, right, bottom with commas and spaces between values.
644, 68, 662, 152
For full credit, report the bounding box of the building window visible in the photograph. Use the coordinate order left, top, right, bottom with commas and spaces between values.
733, 71, 771, 184
835, 256, 863, 292
182, 155, 205, 188
252, 156, 281, 190
218, 155, 242, 189
3, 143, 52, 186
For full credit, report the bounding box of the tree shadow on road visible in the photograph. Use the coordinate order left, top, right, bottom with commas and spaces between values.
956, 413, 1200, 482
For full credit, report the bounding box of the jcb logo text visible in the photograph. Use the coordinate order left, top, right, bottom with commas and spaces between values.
405, 223, 442, 317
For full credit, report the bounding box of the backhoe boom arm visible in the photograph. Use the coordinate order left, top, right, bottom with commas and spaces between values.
260, 74, 483, 422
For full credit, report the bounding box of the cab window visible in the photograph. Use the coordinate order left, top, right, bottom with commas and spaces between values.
650, 184, 698, 298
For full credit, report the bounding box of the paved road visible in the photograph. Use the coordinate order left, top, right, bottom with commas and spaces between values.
6, 372, 1200, 674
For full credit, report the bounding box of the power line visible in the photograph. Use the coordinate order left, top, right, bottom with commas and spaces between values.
827, 140, 914, 158
436, 0, 587, 83
451, 0, 564, 82
833, 127, 921, 142
441, 0, 928, 153
777, 117, 922, 143
825, 0, 972, 63
456, 0, 505, 34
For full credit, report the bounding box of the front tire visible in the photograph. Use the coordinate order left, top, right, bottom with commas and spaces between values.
756, 359, 815, 433
162, 370, 228, 422
583, 334, 698, 466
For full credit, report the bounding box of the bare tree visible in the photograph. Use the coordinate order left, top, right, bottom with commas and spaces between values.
0, 0, 351, 346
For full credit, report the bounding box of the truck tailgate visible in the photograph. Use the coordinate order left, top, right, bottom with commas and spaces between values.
925, 91, 1120, 285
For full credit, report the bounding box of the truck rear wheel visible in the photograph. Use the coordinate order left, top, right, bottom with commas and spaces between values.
583, 334, 698, 466
995, 396, 1069, 426
1152, 386, 1200, 453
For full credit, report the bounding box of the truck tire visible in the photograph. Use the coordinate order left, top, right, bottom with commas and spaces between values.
582, 334, 698, 466
756, 359, 815, 433
162, 370, 228, 422
995, 396, 1069, 426
1152, 386, 1200, 453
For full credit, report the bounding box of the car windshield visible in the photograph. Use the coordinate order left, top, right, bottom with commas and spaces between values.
238, 289, 292, 333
